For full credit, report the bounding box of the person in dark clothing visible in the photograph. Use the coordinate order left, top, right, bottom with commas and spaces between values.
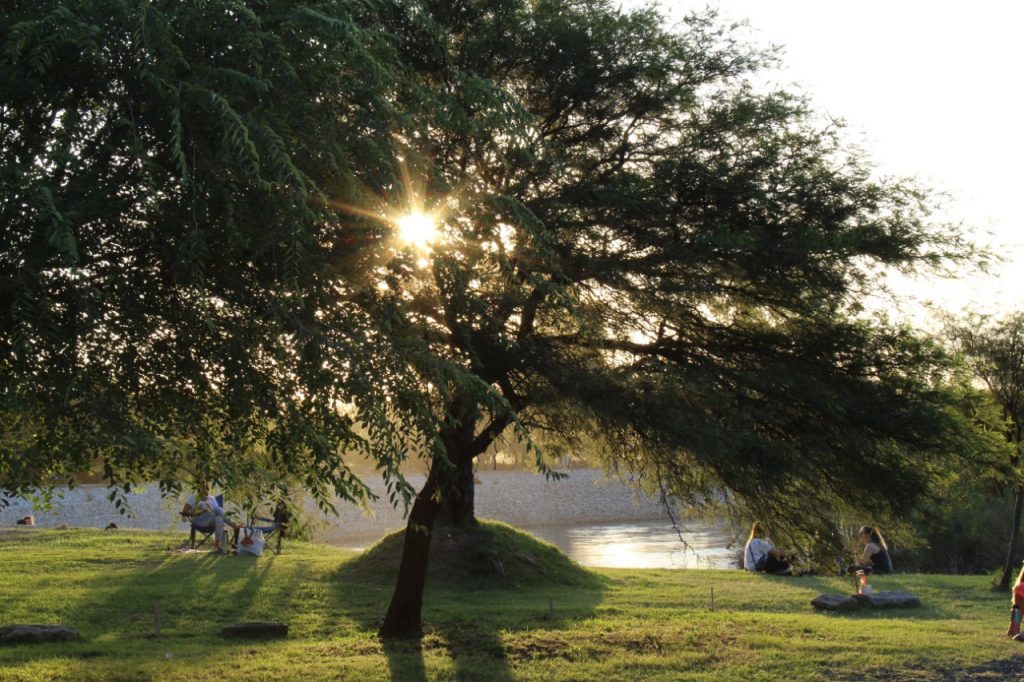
847, 525, 893, 574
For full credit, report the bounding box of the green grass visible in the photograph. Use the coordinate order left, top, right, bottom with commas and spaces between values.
0, 523, 1018, 681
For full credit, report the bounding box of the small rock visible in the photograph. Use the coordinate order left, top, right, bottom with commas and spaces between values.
0, 625, 80, 644
811, 593, 861, 611
55, 524, 70, 530
104, 523, 117, 530
15, 516, 34, 526
221, 622, 288, 638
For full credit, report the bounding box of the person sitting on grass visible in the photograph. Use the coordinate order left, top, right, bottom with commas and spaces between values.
846, 525, 893, 575
743, 522, 796, 575
180, 481, 241, 553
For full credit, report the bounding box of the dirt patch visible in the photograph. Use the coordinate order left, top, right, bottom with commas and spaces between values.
504, 635, 576, 662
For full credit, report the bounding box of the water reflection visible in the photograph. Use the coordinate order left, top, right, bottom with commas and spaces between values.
331, 519, 739, 570
520, 520, 739, 569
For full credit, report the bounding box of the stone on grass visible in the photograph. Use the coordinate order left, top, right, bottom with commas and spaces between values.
813, 591, 922, 612
858, 591, 922, 609
0, 625, 79, 644
811, 593, 861, 611
221, 622, 288, 638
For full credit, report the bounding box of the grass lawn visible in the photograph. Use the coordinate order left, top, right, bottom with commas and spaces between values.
0, 523, 1020, 681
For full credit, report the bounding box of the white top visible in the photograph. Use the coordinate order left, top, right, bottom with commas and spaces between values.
744, 537, 773, 572
184, 494, 219, 515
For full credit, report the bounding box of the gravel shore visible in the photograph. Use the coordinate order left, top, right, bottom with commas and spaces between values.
1, 469, 670, 542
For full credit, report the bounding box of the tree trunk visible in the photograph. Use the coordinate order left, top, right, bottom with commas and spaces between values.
379, 434, 477, 637
379, 399, 512, 637
999, 485, 1024, 590
379, 462, 443, 638
438, 453, 476, 528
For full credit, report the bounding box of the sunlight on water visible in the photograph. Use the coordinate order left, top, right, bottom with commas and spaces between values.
333, 519, 739, 570
520, 520, 739, 570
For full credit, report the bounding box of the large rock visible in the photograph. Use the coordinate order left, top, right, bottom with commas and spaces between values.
221, 622, 288, 638
0, 625, 79, 644
811, 593, 861, 610
857, 591, 922, 609
812, 591, 922, 611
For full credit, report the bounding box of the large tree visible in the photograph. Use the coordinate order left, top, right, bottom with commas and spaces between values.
2, 0, 981, 640
373, 0, 980, 635
947, 313, 1024, 590
0, 0, 436, 509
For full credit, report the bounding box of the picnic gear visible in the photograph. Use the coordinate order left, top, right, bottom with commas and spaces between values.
237, 528, 266, 556
245, 500, 289, 554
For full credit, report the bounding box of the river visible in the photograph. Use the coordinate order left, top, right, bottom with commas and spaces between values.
326, 518, 739, 570
2, 470, 740, 569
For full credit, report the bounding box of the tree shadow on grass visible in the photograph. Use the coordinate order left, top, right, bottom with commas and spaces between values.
330, 520, 608, 682
0, 531, 313, 682
3, 531, 290, 667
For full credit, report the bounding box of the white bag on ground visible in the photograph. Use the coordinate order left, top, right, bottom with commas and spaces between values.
237, 528, 266, 556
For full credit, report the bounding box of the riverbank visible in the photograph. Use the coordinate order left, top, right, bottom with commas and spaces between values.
0, 469, 676, 541
0, 528, 1018, 681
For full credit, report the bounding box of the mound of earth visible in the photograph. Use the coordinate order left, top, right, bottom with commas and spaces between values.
339, 519, 603, 589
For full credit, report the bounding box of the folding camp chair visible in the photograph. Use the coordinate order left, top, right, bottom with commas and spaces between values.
245, 501, 289, 555
181, 494, 238, 549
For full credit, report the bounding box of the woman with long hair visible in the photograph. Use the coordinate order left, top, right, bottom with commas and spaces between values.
743, 522, 795, 575
850, 525, 893, 574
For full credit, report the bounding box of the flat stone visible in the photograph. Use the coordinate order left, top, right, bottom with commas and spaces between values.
811, 593, 861, 610
859, 591, 922, 609
221, 622, 288, 638
0, 625, 80, 644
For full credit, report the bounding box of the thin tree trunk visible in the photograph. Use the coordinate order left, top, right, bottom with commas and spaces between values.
379, 462, 443, 638
999, 485, 1024, 590
379, 399, 514, 637
379, 431, 476, 637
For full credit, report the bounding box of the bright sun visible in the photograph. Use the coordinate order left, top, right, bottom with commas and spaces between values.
395, 211, 437, 249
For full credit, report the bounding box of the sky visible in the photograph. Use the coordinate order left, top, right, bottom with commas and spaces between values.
623, 0, 1024, 325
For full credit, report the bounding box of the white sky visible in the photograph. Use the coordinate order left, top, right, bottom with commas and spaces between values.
624, 0, 1024, 325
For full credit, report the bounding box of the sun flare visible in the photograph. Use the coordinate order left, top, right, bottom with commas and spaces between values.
395, 211, 438, 249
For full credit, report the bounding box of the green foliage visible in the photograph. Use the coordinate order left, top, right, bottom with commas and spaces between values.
367, 0, 986, 544
897, 485, 1013, 574
0, 0, 991, 585
944, 312, 1024, 585
946, 312, 1024, 449
0, 0, 434, 508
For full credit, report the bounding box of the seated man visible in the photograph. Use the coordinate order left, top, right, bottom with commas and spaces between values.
180, 482, 241, 552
